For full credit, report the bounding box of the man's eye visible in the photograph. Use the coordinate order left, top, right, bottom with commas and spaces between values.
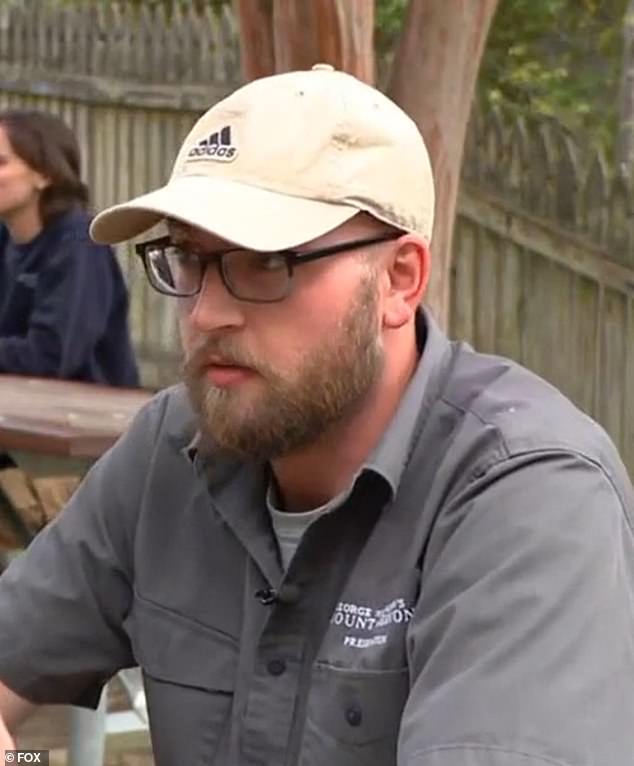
170, 248, 199, 266
256, 254, 286, 271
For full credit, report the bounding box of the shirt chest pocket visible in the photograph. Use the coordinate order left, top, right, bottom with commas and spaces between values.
300, 664, 410, 766
128, 594, 238, 766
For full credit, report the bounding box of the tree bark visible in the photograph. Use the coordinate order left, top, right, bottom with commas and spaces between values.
309, 0, 375, 84
388, 0, 499, 329
234, 0, 276, 81
237, 0, 375, 84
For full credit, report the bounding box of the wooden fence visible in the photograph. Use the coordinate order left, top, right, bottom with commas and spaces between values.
0, 0, 240, 88
1, 0, 633, 474
454, 107, 634, 471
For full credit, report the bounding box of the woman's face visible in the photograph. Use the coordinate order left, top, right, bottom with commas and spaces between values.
0, 124, 47, 221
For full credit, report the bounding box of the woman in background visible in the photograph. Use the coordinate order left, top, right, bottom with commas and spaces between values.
0, 110, 139, 387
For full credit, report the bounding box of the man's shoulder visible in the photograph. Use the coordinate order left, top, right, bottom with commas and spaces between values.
438, 342, 625, 482
127, 383, 198, 457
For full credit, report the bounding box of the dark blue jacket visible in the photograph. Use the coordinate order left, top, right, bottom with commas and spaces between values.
0, 209, 139, 387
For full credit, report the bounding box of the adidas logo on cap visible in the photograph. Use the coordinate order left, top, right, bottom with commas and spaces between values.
187, 125, 238, 162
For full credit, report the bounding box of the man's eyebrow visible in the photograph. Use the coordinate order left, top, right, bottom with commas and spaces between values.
168, 235, 234, 256
166, 221, 198, 244
166, 225, 188, 241
167, 228, 201, 248
167, 231, 187, 245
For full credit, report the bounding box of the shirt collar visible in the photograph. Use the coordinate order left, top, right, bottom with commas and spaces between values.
360, 307, 450, 498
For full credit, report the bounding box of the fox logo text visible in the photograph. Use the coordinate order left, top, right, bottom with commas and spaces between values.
5, 752, 49, 764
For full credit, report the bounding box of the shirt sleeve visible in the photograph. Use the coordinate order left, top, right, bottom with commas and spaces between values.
0, 393, 167, 708
398, 450, 634, 766
0, 235, 114, 377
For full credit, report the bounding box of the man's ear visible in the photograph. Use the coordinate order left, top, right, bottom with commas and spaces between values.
382, 236, 431, 329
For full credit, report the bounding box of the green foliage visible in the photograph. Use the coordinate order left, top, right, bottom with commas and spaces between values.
375, 0, 408, 58
480, 0, 628, 150
374, 0, 629, 150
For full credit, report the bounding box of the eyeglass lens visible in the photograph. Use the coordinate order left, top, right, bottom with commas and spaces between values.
146, 244, 291, 300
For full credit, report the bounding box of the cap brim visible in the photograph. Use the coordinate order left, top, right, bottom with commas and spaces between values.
90, 175, 358, 250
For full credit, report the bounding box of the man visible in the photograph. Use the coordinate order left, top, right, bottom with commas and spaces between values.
0, 65, 632, 765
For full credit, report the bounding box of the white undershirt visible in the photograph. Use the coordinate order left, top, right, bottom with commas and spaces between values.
266, 482, 354, 570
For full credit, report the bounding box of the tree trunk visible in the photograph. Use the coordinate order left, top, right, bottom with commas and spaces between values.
235, 0, 497, 329
308, 0, 375, 84
237, 0, 375, 84
388, 0, 499, 329
617, 0, 634, 173
235, 0, 276, 81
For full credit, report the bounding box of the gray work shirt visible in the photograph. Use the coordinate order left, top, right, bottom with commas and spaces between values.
0, 310, 632, 766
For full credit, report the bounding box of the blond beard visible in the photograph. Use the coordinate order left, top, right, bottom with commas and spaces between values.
183, 273, 383, 460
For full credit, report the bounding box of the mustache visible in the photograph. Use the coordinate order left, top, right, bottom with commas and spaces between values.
183, 337, 263, 376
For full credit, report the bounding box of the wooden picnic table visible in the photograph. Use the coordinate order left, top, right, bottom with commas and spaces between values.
0, 373, 154, 766
0, 374, 153, 543
0, 374, 152, 460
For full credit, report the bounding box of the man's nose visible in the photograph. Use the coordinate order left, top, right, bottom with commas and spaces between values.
186, 262, 245, 331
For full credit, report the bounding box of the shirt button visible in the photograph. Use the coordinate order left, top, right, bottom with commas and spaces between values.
345, 705, 362, 726
267, 658, 286, 676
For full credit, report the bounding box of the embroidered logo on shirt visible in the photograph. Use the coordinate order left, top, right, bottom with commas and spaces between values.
331, 598, 414, 649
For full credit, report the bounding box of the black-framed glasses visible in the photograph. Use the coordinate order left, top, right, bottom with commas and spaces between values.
134, 232, 401, 303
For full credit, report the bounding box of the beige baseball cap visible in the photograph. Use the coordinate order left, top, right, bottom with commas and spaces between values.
90, 64, 435, 250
